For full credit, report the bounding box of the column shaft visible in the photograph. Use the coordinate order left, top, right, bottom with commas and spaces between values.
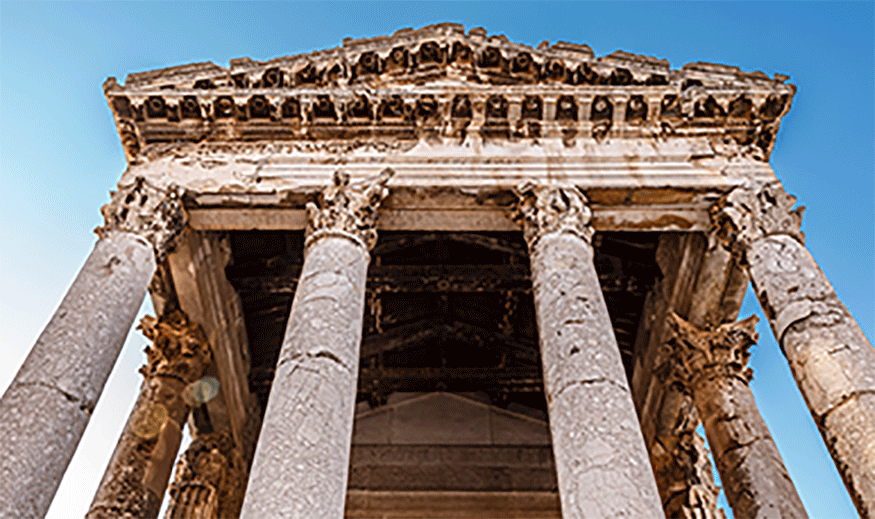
87, 310, 212, 518
715, 182, 875, 517
518, 183, 663, 518
240, 169, 392, 519
0, 231, 155, 518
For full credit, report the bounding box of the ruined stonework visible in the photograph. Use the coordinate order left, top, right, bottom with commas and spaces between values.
665, 314, 807, 519
8, 24, 874, 519
96, 176, 187, 261
0, 229, 159, 518
516, 183, 663, 518
714, 182, 875, 518
88, 311, 211, 519
165, 431, 247, 519
240, 170, 392, 519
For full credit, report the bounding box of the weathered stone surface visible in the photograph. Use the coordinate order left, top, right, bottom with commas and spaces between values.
165, 430, 247, 519
666, 314, 807, 519
715, 182, 875, 517
240, 170, 391, 519
87, 310, 211, 519
516, 183, 663, 518
0, 231, 156, 519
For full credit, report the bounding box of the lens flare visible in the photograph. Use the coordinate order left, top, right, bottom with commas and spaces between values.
182, 376, 221, 407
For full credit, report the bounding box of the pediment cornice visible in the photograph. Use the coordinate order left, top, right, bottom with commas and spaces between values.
104, 23, 795, 164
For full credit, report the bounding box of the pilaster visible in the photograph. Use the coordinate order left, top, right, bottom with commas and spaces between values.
240, 169, 393, 519
515, 182, 663, 518
713, 181, 875, 517
666, 314, 807, 519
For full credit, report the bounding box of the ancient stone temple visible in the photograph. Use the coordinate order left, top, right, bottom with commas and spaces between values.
1, 24, 873, 519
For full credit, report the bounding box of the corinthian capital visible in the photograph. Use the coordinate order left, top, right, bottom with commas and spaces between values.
96, 177, 187, 261
305, 168, 394, 251
514, 181, 593, 249
710, 181, 805, 259
137, 310, 211, 386
666, 313, 759, 387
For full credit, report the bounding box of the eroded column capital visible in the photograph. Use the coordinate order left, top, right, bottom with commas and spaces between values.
710, 181, 805, 260
138, 310, 211, 387
514, 181, 593, 249
305, 168, 394, 252
96, 177, 187, 261
665, 313, 759, 387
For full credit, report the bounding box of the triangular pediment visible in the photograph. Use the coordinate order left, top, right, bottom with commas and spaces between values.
104, 24, 795, 164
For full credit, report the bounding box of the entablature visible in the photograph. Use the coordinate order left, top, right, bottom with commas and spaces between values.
119, 137, 776, 233
105, 24, 794, 164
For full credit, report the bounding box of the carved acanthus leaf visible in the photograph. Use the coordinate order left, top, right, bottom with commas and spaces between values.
96, 177, 187, 260
306, 168, 394, 251
666, 313, 759, 386
138, 310, 211, 385
514, 181, 593, 248
710, 181, 804, 260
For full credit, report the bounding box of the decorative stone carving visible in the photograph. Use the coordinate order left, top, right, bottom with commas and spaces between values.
712, 181, 875, 517
96, 176, 187, 260
711, 181, 804, 261
665, 313, 808, 519
306, 167, 394, 251
165, 431, 247, 519
240, 170, 391, 519
87, 311, 211, 519
105, 25, 794, 162
666, 313, 759, 386
661, 429, 724, 519
514, 181, 593, 248
138, 310, 212, 384
517, 183, 663, 518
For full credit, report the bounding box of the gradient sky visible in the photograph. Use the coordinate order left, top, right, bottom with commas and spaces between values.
1, 2, 871, 518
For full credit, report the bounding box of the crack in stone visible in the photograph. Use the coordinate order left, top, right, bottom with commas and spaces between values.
13, 380, 96, 415
554, 376, 626, 400
820, 389, 875, 425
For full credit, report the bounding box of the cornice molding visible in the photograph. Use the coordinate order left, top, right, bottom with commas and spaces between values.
104, 24, 794, 164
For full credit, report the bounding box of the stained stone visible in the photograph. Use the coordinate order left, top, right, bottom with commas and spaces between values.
667, 314, 807, 519
517, 184, 663, 518
715, 182, 875, 518
0, 232, 155, 519
87, 311, 212, 519
240, 170, 392, 519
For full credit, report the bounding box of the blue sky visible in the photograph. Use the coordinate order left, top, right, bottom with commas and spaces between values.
1, 2, 871, 517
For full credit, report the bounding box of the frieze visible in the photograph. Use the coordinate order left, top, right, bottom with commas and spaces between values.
105, 24, 794, 163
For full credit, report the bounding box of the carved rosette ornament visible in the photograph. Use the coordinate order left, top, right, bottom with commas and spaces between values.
305, 168, 394, 252
87, 310, 212, 519
664, 313, 808, 519
710, 181, 804, 262
165, 431, 247, 519
514, 181, 593, 248
96, 176, 187, 261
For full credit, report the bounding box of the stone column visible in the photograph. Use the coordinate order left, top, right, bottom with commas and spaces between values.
713, 181, 875, 517
165, 430, 247, 519
87, 310, 212, 518
0, 177, 184, 519
666, 313, 807, 518
240, 169, 393, 519
515, 182, 663, 518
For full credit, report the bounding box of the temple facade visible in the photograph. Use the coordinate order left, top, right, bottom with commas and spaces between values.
1, 24, 873, 519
